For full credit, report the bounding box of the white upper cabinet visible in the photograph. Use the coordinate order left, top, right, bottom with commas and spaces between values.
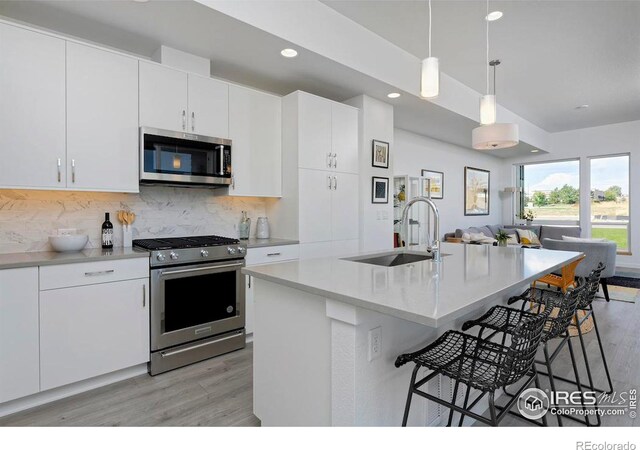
0, 267, 40, 403
298, 92, 332, 171
66, 43, 139, 192
187, 74, 229, 138
331, 103, 359, 174
0, 24, 66, 189
139, 61, 188, 132
229, 85, 282, 197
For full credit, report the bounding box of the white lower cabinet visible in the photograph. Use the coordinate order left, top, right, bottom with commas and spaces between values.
245, 245, 299, 335
0, 268, 40, 403
39, 272, 149, 391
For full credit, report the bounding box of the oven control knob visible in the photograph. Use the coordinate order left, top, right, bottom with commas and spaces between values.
170, 252, 179, 260
200, 250, 209, 258
156, 253, 166, 262
237, 247, 245, 254
227, 247, 237, 255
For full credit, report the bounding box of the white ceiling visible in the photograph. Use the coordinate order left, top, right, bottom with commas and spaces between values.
322, 0, 640, 132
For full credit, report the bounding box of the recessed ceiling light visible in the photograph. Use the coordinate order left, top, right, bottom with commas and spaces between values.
531, 149, 540, 153
387, 92, 401, 99
133, 0, 149, 3
280, 48, 298, 58
485, 11, 503, 21
575, 104, 589, 110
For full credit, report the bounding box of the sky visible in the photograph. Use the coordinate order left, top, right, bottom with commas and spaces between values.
524, 156, 629, 195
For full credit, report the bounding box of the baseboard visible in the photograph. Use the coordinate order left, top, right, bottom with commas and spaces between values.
0, 363, 148, 418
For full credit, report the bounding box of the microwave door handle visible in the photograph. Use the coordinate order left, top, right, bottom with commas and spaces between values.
219, 145, 225, 175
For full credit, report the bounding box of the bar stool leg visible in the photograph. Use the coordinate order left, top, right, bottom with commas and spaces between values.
543, 343, 563, 427
533, 365, 548, 427
567, 336, 592, 426
488, 391, 499, 427
447, 379, 461, 426
590, 307, 614, 394
458, 385, 472, 427
402, 365, 420, 426
574, 313, 601, 426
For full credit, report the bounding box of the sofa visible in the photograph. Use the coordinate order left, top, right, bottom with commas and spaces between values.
444, 224, 582, 245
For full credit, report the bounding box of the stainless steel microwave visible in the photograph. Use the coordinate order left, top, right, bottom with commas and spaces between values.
140, 127, 232, 187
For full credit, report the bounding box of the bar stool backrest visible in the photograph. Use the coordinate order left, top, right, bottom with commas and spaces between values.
498, 306, 549, 386
543, 280, 586, 341
579, 263, 606, 309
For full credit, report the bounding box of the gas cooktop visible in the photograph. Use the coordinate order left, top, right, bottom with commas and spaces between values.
133, 235, 240, 251
134, 235, 245, 267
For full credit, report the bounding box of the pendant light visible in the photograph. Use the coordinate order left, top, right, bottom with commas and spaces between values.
472, 0, 519, 150
420, 0, 439, 99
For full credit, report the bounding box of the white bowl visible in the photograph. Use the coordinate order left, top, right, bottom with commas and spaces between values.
49, 234, 89, 252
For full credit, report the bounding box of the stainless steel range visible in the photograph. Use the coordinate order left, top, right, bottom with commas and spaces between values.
133, 235, 246, 375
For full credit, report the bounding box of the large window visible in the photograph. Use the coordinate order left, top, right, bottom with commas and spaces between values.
517, 159, 580, 223
590, 155, 630, 252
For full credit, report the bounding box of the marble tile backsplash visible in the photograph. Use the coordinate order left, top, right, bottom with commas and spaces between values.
0, 187, 268, 254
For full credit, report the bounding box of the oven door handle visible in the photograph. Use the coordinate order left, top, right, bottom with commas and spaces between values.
160, 262, 243, 276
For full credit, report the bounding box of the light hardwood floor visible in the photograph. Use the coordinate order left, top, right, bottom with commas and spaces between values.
0, 297, 638, 427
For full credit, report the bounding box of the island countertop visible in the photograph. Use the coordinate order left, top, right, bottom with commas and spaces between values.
243, 243, 583, 327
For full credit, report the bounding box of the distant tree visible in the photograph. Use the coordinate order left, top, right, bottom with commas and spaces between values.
548, 188, 561, 205
604, 185, 622, 202
532, 191, 548, 207
559, 184, 579, 204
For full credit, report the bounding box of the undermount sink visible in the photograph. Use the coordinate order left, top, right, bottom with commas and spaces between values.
343, 251, 449, 267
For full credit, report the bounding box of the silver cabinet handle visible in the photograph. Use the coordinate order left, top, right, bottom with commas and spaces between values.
84, 269, 114, 277
182, 110, 186, 130
191, 111, 195, 132
332, 176, 337, 190
327, 175, 332, 189
333, 153, 338, 169
57, 158, 61, 182
231, 175, 235, 190
142, 283, 146, 307
266, 252, 281, 257
248, 275, 251, 288
327, 153, 332, 168
71, 159, 76, 183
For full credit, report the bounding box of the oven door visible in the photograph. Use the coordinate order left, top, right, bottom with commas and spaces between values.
150, 259, 245, 351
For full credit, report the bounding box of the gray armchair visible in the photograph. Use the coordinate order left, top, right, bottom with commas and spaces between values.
542, 238, 617, 301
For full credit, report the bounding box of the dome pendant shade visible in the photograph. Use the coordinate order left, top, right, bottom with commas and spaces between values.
420, 57, 439, 99
479, 94, 496, 125
472, 123, 519, 150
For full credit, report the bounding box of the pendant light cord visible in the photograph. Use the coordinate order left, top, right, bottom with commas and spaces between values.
428, 0, 432, 58
486, 0, 489, 94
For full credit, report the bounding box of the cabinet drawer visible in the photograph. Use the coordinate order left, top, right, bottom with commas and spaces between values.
246, 245, 299, 266
40, 257, 149, 290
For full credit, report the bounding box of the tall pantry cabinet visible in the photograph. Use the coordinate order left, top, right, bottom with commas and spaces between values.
271, 91, 359, 259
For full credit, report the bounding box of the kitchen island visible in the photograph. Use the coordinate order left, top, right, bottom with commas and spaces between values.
243, 243, 582, 426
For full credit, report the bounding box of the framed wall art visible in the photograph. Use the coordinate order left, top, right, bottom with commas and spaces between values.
372, 140, 390, 169
464, 167, 490, 216
421, 169, 444, 199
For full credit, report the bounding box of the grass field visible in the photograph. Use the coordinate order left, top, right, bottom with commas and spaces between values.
526, 200, 628, 219
592, 227, 628, 250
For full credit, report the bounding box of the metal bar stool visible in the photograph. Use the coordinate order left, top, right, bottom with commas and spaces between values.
462, 281, 587, 427
395, 306, 550, 427
508, 263, 614, 424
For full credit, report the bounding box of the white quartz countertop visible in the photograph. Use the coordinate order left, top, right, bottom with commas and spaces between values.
243, 243, 583, 327
0, 247, 149, 270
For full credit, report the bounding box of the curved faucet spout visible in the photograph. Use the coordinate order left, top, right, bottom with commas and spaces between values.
400, 196, 441, 262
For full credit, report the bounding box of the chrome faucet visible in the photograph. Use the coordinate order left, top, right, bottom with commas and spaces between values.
400, 196, 441, 262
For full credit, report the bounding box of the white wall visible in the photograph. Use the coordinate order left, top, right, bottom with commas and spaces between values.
394, 129, 509, 238
344, 95, 395, 252
503, 120, 640, 268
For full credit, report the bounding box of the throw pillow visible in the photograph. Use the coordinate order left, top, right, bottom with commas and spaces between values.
499, 229, 519, 245
562, 235, 608, 243
516, 229, 541, 246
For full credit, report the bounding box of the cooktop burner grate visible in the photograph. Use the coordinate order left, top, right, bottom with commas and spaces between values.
133, 235, 239, 250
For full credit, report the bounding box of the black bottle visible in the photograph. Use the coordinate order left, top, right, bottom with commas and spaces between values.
101, 212, 113, 249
